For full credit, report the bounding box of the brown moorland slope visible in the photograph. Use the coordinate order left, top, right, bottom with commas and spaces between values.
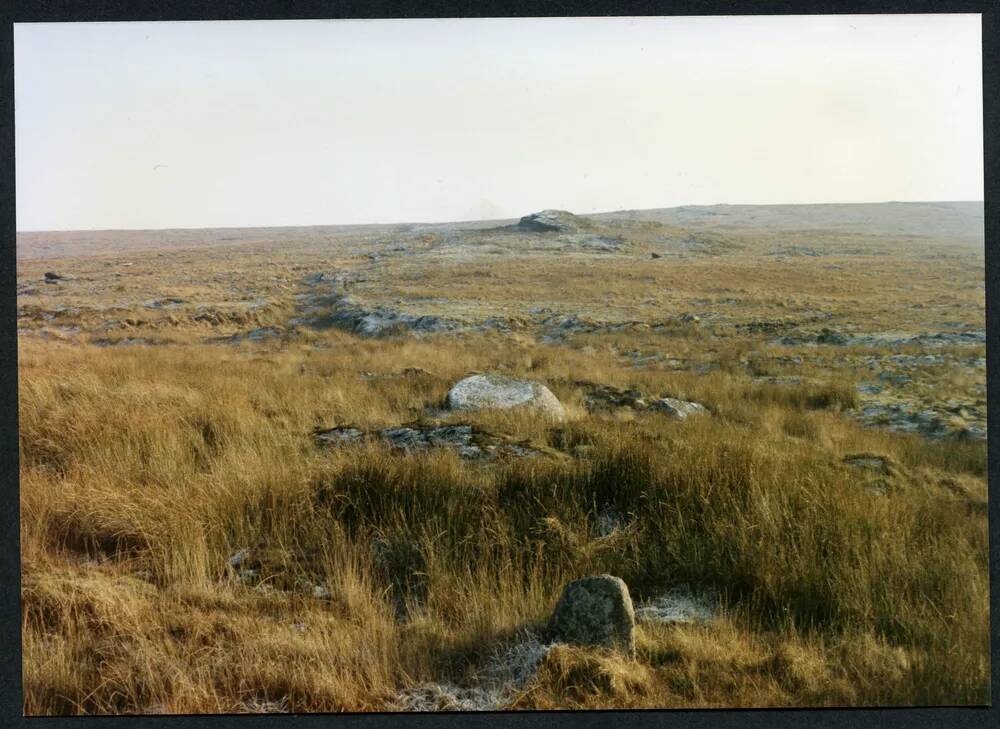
18, 202, 988, 713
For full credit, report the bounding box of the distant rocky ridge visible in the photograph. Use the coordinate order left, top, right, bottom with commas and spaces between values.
17, 201, 983, 261
592, 201, 984, 239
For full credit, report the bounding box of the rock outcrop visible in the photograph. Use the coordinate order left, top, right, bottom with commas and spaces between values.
579, 382, 708, 420
296, 292, 456, 337
314, 422, 542, 460
517, 210, 580, 233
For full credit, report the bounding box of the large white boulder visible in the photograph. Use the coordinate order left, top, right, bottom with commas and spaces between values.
446, 374, 566, 421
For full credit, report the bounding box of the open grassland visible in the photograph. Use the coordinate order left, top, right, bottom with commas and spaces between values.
19, 333, 988, 712
17, 203, 988, 713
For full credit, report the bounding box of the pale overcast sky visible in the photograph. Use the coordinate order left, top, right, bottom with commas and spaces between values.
15, 15, 983, 231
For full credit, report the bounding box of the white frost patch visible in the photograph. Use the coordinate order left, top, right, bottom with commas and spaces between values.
390, 684, 500, 712
240, 696, 290, 713
480, 634, 551, 688
389, 632, 551, 712
635, 587, 715, 625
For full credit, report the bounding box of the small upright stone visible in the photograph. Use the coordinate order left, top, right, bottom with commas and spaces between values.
547, 574, 636, 657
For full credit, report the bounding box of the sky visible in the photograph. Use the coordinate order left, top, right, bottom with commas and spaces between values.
15, 15, 984, 231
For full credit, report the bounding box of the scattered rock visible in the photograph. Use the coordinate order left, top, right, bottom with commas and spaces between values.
816, 328, 850, 345
799, 330, 987, 349
91, 337, 159, 347
736, 319, 798, 335
648, 397, 709, 419
878, 371, 912, 386
767, 245, 822, 257
353, 367, 434, 380
313, 427, 365, 446
210, 327, 283, 344
381, 425, 480, 457
547, 575, 636, 657
624, 350, 667, 368
580, 383, 710, 421
143, 297, 186, 310
314, 422, 542, 460
400, 367, 433, 377
446, 374, 566, 421
754, 376, 804, 386
563, 234, 622, 252
303, 293, 456, 337
581, 383, 647, 414
842, 454, 894, 475
773, 334, 812, 346
245, 327, 280, 341
852, 402, 983, 440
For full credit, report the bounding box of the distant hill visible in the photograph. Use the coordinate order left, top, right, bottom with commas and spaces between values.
16, 201, 983, 259
592, 201, 984, 239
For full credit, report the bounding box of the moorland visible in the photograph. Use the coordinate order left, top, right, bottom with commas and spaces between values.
17, 201, 989, 712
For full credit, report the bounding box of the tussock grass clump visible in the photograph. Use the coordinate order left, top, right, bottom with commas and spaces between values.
524, 645, 655, 706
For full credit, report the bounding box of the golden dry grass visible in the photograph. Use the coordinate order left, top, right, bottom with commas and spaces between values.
17, 207, 988, 713
18, 328, 989, 713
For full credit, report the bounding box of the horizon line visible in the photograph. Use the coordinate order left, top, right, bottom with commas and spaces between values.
15, 198, 985, 235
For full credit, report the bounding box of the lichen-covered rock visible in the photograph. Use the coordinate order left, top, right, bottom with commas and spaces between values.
313, 426, 364, 446
816, 327, 850, 345
649, 397, 708, 419
581, 383, 647, 414
313, 422, 542, 460
446, 374, 566, 421
547, 575, 636, 657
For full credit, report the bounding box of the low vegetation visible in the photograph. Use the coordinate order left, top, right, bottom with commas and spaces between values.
19, 330, 988, 713
18, 204, 988, 713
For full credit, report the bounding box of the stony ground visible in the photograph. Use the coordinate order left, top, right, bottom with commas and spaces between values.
18, 205, 986, 442
17, 203, 989, 713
